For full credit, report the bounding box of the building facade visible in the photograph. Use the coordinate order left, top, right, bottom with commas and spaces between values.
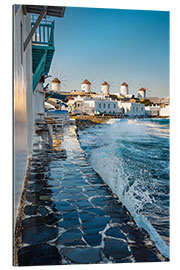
118, 102, 145, 117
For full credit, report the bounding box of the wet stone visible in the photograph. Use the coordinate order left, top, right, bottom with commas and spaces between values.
83, 233, 102, 246
58, 217, 80, 229
24, 205, 37, 216
63, 239, 87, 247
61, 247, 101, 264
53, 201, 76, 212
79, 212, 95, 222
82, 216, 110, 234
45, 213, 62, 225
22, 225, 58, 245
56, 229, 82, 244
18, 244, 61, 266
103, 238, 131, 259
91, 196, 112, 207
63, 211, 79, 220
38, 206, 49, 216
105, 227, 126, 240
130, 246, 161, 262
22, 216, 45, 229
75, 200, 92, 209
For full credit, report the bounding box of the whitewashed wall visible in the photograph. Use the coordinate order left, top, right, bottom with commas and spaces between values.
14, 6, 33, 217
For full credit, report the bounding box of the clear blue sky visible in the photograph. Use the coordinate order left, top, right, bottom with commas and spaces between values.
49, 7, 169, 97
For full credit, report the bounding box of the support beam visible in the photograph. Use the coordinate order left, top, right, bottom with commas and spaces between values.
23, 7, 47, 52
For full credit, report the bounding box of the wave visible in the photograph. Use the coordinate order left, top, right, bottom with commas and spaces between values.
78, 119, 169, 259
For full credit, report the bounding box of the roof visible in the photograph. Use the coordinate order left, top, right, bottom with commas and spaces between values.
121, 82, 128, 86
139, 88, 146, 91
52, 77, 61, 83
81, 79, 91, 85
102, 81, 109, 86
25, 5, 66, 18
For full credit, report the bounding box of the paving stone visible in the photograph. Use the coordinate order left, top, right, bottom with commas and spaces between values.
103, 238, 131, 259
22, 225, 58, 245
63, 211, 79, 219
105, 227, 126, 240
79, 212, 95, 222
58, 217, 80, 229
24, 205, 37, 215
130, 246, 161, 262
56, 229, 82, 244
83, 233, 102, 246
53, 201, 76, 212
61, 247, 101, 264
45, 213, 62, 225
22, 216, 45, 229
18, 244, 62, 266
75, 200, 92, 209
38, 206, 49, 216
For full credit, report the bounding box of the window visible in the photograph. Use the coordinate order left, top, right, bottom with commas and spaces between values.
104, 103, 106, 108
109, 111, 111, 114
108, 104, 110, 108
141, 107, 144, 111
113, 111, 115, 114
99, 103, 101, 108
136, 107, 138, 112
114, 104, 116, 108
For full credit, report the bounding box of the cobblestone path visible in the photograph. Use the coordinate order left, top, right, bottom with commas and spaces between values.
17, 125, 164, 265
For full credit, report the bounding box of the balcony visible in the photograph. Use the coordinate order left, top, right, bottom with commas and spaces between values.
32, 17, 55, 91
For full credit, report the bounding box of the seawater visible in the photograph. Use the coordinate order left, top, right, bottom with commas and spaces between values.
78, 118, 169, 258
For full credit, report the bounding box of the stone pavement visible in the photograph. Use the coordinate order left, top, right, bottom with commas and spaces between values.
17, 125, 164, 265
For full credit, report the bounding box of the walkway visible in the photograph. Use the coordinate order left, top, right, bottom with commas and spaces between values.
17, 125, 164, 265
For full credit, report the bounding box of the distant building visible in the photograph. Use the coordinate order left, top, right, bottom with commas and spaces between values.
81, 79, 91, 92
159, 105, 170, 117
68, 97, 121, 115
138, 88, 147, 99
118, 102, 145, 117
145, 105, 161, 117
101, 81, 110, 94
120, 82, 129, 96
51, 77, 61, 92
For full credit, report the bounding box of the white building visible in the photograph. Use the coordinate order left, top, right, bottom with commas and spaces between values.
118, 102, 145, 117
138, 87, 147, 99
84, 99, 121, 115
101, 81, 110, 94
120, 82, 129, 96
159, 105, 170, 117
81, 79, 91, 92
51, 77, 61, 92
145, 105, 161, 117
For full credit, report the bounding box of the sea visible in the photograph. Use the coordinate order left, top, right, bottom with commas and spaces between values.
78, 118, 170, 259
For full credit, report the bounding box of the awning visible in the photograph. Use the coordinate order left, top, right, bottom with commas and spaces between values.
24, 5, 66, 17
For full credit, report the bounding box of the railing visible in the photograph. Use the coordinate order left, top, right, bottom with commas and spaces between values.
31, 20, 54, 47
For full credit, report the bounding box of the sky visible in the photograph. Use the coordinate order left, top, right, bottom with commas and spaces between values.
48, 7, 169, 97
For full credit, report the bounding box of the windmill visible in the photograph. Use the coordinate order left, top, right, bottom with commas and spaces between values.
100, 78, 115, 94
50, 70, 68, 91
80, 74, 98, 92
138, 82, 151, 99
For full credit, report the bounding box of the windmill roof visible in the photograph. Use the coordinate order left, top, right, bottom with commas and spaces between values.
52, 77, 60, 83
102, 81, 109, 86
139, 87, 146, 91
81, 79, 91, 85
121, 82, 128, 86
